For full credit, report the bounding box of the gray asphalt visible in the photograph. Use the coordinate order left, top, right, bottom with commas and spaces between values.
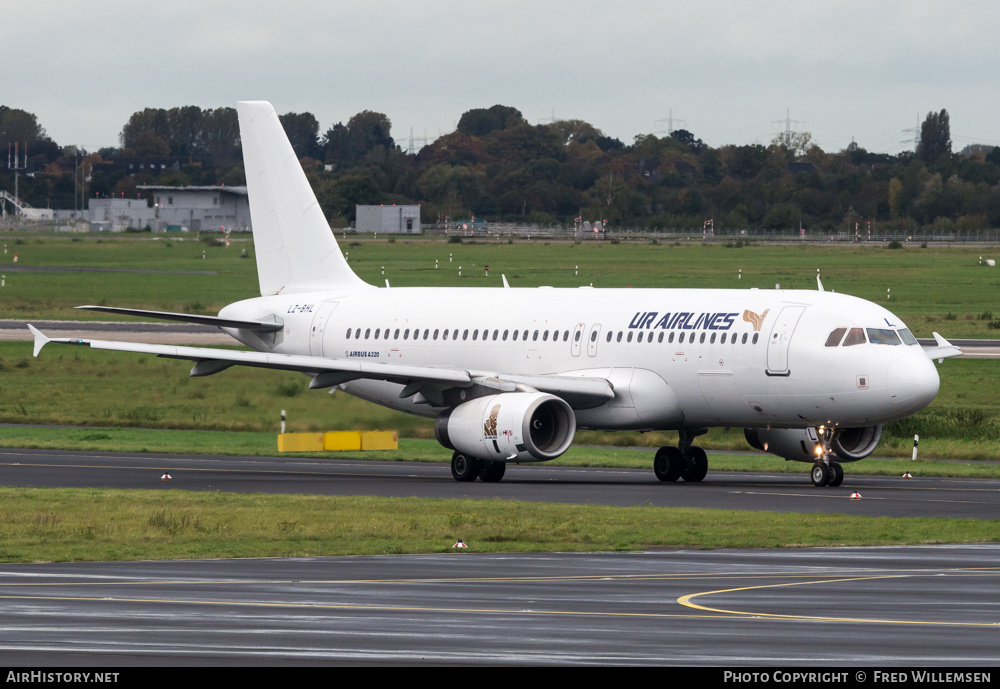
1, 448, 997, 665
0, 546, 995, 665
1, 447, 998, 518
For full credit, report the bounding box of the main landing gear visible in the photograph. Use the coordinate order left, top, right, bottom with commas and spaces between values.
654, 428, 709, 483
810, 426, 844, 487
451, 451, 506, 482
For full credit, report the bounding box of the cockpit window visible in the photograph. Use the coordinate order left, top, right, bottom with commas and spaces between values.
842, 328, 866, 346
897, 328, 919, 345
867, 328, 902, 345
825, 328, 846, 347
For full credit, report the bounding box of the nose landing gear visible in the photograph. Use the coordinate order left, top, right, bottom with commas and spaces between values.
810, 426, 844, 487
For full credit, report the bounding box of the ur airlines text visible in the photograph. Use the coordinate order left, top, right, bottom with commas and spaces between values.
28, 101, 961, 487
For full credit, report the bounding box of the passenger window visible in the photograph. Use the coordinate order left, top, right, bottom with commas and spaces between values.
533, 330, 539, 341
394, 328, 400, 339
543, 330, 549, 342
842, 328, 866, 346
741, 333, 747, 344
374, 328, 380, 339
576, 331, 583, 342
669, 332, 675, 343
637, 332, 644, 343
503, 330, 509, 341
627, 332, 633, 343
364, 328, 371, 339
658, 332, 664, 343
493, 330, 499, 341
679, 332, 685, 344
867, 328, 901, 345
346, 328, 352, 339
606, 332, 612, 343
616, 332, 622, 343
563, 330, 569, 341
403, 329, 410, 340
710, 333, 716, 344
433, 329, 439, 340
473, 330, 479, 340
699, 332, 706, 343
423, 329, 430, 340
752, 333, 759, 344
512, 330, 518, 341
442, 329, 448, 340
825, 328, 847, 347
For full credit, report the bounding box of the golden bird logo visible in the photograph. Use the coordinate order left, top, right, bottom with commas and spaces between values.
742, 309, 770, 332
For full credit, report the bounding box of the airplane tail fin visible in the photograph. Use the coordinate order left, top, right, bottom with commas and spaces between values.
236, 101, 371, 295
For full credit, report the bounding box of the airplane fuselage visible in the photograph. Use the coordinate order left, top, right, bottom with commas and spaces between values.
219, 286, 939, 435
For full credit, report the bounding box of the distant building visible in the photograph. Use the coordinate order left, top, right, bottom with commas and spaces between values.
356, 205, 421, 234
78, 186, 251, 232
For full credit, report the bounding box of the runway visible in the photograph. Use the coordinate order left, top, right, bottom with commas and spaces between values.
0, 546, 996, 665
1, 448, 997, 665
1, 447, 999, 518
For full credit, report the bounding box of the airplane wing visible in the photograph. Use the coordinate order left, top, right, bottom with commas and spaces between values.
28, 325, 614, 408
923, 332, 962, 361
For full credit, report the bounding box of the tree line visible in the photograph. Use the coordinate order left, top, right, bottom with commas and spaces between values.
3, 104, 1000, 233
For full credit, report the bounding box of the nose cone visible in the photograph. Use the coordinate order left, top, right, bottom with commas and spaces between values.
887, 352, 940, 414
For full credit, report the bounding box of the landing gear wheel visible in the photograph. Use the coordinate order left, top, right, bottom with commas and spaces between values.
478, 461, 506, 482
451, 452, 480, 482
827, 462, 844, 488
680, 447, 708, 482
811, 463, 829, 487
654, 446, 683, 482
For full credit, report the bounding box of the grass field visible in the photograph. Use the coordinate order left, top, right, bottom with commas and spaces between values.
1, 232, 998, 562
1, 234, 999, 459
3, 233, 1000, 336
0, 487, 996, 563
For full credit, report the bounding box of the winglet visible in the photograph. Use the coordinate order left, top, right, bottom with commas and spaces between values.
27, 324, 49, 358
925, 332, 962, 361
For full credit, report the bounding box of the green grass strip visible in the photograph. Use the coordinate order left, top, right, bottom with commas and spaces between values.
0, 487, 996, 563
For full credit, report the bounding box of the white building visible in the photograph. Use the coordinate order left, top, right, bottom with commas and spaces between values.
80, 186, 251, 232
356, 205, 421, 234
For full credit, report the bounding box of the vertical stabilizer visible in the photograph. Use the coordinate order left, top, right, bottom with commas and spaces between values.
237, 101, 370, 295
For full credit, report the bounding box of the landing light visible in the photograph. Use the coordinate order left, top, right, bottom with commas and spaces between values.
814, 445, 824, 457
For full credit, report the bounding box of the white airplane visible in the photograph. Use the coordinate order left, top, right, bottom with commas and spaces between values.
29, 101, 962, 487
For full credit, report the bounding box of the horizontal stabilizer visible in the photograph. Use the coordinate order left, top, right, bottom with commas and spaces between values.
75, 305, 283, 332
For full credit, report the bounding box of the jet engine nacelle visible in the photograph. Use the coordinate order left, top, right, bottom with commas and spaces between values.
830, 425, 883, 462
744, 425, 883, 464
435, 392, 576, 463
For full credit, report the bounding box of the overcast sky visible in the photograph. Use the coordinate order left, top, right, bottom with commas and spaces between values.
5, 1, 998, 155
